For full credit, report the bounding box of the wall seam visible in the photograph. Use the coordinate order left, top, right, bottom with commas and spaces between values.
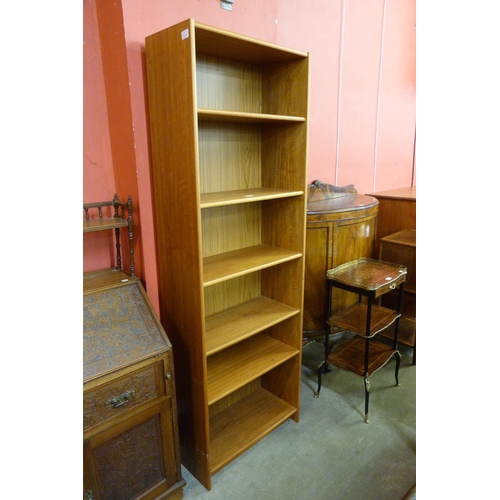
334, 0, 346, 186
372, 0, 387, 193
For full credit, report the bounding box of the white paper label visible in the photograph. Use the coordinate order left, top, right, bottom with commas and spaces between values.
181, 28, 189, 40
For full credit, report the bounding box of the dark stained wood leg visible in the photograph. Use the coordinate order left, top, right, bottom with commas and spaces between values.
314, 361, 331, 398
395, 351, 401, 386
364, 377, 370, 423
314, 362, 324, 398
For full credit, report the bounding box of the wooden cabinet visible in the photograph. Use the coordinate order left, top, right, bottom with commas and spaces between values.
83, 198, 184, 500
379, 229, 416, 363
303, 185, 378, 341
83, 274, 185, 500
366, 187, 416, 256
145, 19, 309, 490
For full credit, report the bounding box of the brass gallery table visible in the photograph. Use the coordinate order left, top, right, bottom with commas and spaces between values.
314, 257, 407, 423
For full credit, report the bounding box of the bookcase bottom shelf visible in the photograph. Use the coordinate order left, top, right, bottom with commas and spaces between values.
209, 387, 296, 475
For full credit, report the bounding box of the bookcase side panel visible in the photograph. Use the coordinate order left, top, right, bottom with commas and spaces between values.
146, 19, 211, 489
261, 355, 301, 421
196, 55, 262, 114
261, 57, 310, 118
261, 260, 305, 329
261, 122, 308, 192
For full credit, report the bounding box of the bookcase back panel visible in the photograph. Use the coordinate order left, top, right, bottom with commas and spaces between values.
201, 204, 261, 257
198, 122, 261, 194
204, 273, 261, 316
196, 55, 262, 113
208, 379, 260, 419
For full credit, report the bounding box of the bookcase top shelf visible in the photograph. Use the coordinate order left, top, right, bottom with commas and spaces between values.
193, 20, 308, 63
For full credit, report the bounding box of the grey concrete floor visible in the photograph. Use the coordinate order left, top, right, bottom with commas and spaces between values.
180, 340, 416, 500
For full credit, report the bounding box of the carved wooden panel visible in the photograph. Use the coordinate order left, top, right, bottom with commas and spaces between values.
84, 282, 169, 382
83, 364, 160, 431
93, 414, 165, 500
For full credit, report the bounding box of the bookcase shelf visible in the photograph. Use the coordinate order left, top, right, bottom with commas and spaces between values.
209, 387, 296, 474
207, 334, 299, 405
203, 244, 302, 286
205, 296, 300, 356
146, 18, 309, 490
200, 188, 303, 209
198, 108, 305, 123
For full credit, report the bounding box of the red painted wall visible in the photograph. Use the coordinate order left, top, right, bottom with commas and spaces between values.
83, 0, 416, 314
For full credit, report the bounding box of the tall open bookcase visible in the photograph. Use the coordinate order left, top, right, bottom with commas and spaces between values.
145, 19, 309, 490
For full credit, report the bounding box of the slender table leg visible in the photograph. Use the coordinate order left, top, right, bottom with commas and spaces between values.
363, 297, 372, 423
395, 351, 401, 386
364, 376, 370, 423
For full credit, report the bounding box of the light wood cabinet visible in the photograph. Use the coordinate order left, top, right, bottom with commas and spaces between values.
145, 19, 309, 490
379, 229, 416, 364
366, 187, 416, 256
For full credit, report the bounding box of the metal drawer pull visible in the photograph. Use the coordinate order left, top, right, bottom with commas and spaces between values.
106, 389, 135, 408
389, 284, 396, 290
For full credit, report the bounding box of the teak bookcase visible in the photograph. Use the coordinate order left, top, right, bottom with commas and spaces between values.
145, 19, 310, 490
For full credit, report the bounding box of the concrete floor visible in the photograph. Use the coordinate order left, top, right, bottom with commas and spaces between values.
179, 340, 416, 500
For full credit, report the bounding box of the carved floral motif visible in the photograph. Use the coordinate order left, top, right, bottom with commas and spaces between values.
84, 283, 168, 381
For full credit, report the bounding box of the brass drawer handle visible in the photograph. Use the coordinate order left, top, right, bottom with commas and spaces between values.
389, 284, 396, 290
106, 389, 135, 408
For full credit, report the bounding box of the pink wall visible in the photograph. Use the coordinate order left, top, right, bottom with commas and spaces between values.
83, 0, 416, 314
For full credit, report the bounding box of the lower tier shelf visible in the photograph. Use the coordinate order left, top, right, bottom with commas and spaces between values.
328, 302, 400, 337
328, 336, 398, 378
209, 387, 296, 475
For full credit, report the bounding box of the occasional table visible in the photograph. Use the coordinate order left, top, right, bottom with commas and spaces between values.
314, 258, 406, 423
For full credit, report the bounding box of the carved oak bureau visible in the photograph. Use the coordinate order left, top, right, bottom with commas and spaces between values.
83, 270, 185, 500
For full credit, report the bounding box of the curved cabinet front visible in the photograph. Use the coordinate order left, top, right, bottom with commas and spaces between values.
303, 195, 379, 340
